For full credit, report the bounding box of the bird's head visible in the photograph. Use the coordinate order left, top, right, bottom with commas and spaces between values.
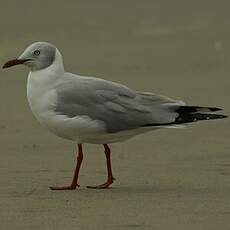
3, 42, 57, 71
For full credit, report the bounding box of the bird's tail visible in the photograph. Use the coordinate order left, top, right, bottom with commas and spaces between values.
174, 106, 227, 124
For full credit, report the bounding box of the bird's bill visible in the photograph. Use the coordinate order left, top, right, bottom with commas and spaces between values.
2, 59, 30, 68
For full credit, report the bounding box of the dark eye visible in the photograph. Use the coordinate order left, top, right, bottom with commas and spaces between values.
34, 50, 40, 56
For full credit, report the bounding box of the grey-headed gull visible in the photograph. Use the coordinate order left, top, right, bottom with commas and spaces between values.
3, 42, 227, 190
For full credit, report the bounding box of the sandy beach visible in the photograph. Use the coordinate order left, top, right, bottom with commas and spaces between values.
0, 1, 230, 229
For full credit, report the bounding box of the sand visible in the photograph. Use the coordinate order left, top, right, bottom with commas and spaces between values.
0, 1, 230, 229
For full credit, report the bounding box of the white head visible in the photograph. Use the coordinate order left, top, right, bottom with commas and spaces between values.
3, 42, 57, 71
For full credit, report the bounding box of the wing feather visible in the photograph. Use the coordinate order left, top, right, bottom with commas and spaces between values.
55, 74, 183, 133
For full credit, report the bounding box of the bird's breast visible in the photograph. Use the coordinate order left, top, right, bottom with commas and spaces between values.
27, 73, 57, 123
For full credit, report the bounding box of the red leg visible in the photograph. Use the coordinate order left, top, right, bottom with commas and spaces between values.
87, 144, 115, 189
50, 144, 83, 191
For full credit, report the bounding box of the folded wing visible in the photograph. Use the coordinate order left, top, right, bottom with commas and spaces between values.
54, 74, 192, 133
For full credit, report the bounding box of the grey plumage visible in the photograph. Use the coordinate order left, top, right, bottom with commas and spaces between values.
55, 73, 184, 133
18, 42, 56, 71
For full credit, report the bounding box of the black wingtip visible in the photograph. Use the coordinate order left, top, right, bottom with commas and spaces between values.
218, 114, 228, 119
208, 107, 222, 112
176, 106, 223, 113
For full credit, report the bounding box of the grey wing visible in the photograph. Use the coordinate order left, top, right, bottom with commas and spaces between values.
55, 75, 184, 133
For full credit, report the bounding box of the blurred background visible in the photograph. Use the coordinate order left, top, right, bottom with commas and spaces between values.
0, 1, 229, 230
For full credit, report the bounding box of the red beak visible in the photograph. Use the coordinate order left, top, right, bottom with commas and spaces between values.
2, 59, 30, 69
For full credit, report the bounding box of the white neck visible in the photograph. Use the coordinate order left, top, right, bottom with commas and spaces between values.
50, 48, 65, 75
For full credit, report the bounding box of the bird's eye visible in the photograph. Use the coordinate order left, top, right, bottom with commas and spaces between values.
34, 50, 40, 56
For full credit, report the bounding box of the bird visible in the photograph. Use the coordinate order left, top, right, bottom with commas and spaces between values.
2, 42, 227, 190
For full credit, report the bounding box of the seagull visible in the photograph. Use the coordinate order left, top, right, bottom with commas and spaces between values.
3, 42, 227, 190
